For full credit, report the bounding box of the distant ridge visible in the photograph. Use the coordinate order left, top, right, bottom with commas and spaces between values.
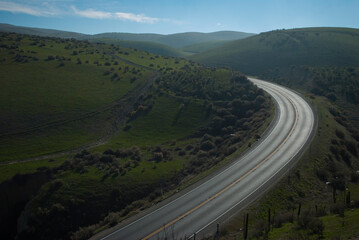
0, 23, 254, 48
0, 23, 88, 39
190, 27, 359, 75
91, 31, 255, 48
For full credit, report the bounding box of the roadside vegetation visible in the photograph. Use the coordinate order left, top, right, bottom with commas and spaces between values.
0, 32, 272, 240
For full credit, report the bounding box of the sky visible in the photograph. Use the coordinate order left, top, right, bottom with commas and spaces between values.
0, 0, 358, 35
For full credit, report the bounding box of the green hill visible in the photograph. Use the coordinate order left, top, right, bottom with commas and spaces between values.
190, 27, 359, 75
88, 38, 190, 57
180, 40, 232, 54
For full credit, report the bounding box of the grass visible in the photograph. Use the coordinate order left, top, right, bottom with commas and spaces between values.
105, 96, 210, 149
0, 116, 102, 161
322, 208, 359, 239
0, 156, 65, 183
265, 208, 359, 240
0, 33, 153, 161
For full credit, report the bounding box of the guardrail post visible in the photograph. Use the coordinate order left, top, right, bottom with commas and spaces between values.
244, 213, 249, 240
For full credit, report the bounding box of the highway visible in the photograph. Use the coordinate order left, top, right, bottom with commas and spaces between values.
95, 78, 316, 240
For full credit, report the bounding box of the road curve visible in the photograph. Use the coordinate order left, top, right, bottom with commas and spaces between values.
94, 78, 315, 240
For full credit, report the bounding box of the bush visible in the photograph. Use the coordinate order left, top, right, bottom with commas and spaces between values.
49, 179, 64, 192
330, 202, 345, 216
71, 225, 97, 240
316, 168, 329, 181
345, 141, 357, 156
185, 144, 194, 151
123, 124, 131, 131
335, 129, 345, 139
103, 212, 121, 227
200, 140, 215, 151
100, 155, 115, 163
178, 150, 186, 156
153, 152, 163, 162
273, 212, 293, 227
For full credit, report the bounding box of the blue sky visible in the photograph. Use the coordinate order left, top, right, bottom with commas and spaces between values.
0, 0, 358, 34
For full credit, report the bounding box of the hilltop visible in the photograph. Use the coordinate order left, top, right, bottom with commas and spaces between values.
190, 27, 359, 75
0, 23, 87, 39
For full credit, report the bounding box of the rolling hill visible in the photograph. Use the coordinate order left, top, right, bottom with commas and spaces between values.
0, 23, 254, 54
90, 31, 255, 48
190, 27, 359, 75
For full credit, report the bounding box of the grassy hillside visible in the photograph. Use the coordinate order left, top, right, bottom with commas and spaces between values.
0, 32, 273, 240
191, 27, 359, 75
0, 33, 159, 161
88, 38, 190, 57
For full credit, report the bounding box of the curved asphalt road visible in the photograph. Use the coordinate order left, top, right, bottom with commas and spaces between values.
95, 78, 315, 240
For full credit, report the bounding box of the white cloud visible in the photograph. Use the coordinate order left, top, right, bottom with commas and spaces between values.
71, 6, 159, 23
114, 12, 159, 23
0, 1, 57, 16
0, 2, 164, 24
71, 6, 111, 19
216, 22, 227, 28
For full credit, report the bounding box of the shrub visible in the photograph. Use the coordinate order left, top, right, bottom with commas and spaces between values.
330, 202, 345, 216
123, 124, 131, 131
153, 152, 163, 162
103, 149, 115, 155
178, 150, 186, 156
104, 212, 121, 227
351, 171, 359, 182
71, 225, 97, 240
335, 129, 345, 139
200, 140, 215, 151
345, 141, 357, 156
49, 179, 64, 192
316, 168, 329, 181
100, 155, 115, 163
185, 144, 194, 151
273, 212, 293, 227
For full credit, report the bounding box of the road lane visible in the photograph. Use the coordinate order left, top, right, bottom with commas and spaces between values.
95, 78, 315, 240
